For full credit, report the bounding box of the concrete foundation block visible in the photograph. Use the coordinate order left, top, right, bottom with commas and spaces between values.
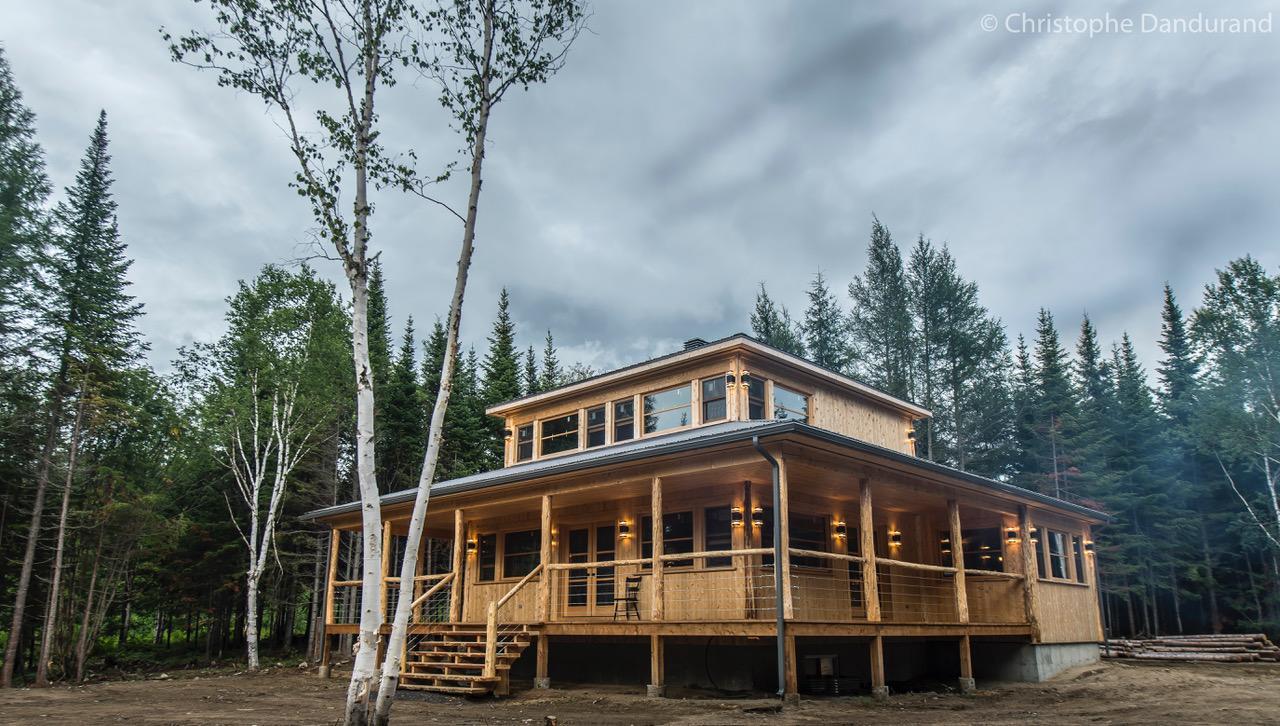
958, 676, 975, 694
646, 684, 666, 698
534, 677, 551, 689
871, 685, 889, 700
783, 692, 801, 706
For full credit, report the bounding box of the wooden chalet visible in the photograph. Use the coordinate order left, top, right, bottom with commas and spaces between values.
306, 334, 1106, 699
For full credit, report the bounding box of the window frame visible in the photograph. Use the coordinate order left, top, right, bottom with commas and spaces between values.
612, 397, 635, 443
474, 527, 545, 583
585, 405, 607, 448
1035, 526, 1086, 584
700, 376, 728, 424
538, 411, 580, 458
501, 529, 541, 579
515, 423, 535, 462
476, 533, 498, 582
642, 383, 693, 436
771, 382, 809, 423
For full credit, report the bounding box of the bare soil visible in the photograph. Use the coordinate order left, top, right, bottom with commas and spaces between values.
1, 660, 1277, 725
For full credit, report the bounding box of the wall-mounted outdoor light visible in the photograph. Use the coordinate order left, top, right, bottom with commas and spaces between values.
731, 506, 745, 527
833, 521, 847, 539
465, 538, 478, 555
751, 506, 764, 529
888, 530, 903, 547
1005, 527, 1019, 544
618, 520, 632, 539
1084, 540, 1095, 554
503, 428, 513, 439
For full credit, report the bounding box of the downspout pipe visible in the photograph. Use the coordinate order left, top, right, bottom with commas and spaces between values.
752, 435, 786, 699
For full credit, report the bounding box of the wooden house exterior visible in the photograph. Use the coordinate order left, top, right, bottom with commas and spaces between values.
307, 334, 1106, 698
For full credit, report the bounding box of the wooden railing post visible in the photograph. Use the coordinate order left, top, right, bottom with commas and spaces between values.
450, 509, 464, 622
651, 477, 664, 621
859, 478, 881, 622
381, 520, 392, 625
538, 495, 553, 622
1019, 505, 1042, 640
324, 528, 340, 626
949, 499, 969, 624
777, 456, 794, 621
483, 601, 498, 678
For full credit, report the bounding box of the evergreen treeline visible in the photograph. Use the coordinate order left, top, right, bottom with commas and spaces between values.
752, 217, 1280, 638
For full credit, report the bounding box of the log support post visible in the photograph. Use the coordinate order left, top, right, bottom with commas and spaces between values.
870, 634, 888, 699
959, 633, 975, 694
782, 633, 799, 705
778, 456, 794, 621
324, 528, 340, 628
535, 635, 550, 689
949, 499, 969, 624
1019, 505, 1042, 641
860, 479, 881, 622
647, 634, 665, 697
538, 495, 553, 623
450, 509, 464, 623
318, 633, 332, 679
651, 477, 664, 622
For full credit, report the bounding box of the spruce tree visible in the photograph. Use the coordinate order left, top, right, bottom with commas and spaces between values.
439, 348, 491, 480
848, 218, 911, 396
1070, 315, 1113, 501
380, 318, 424, 493
4, 111, 144, 686
522, 345, 540, 395
750, 282, 805, 356
480, 290, 521, 469
0, 46, 51, 361
907, 236, 947, 459
1010, 335, 1041, 492
366, 258, 393, 393
421, 319, 447, 433
1029, 309, 1076, 497
802, 271, 850, 372
539, 331, 562, 391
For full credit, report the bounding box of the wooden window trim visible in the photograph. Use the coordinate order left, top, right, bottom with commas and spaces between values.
639, 382, 694, 437
1037, 527, 1085, 584
474, 525, 544, 584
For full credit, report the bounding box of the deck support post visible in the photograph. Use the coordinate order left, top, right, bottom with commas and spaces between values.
647, 634, 665, 697
535, 635, 550, 689
859, 479, 881, 622
450, 509, 464, 622
323, 528, 339, 630
1019, 505, 1042, 641
318, 633, 332, 678
869, 634, 888, 700
958, 634, 975, 694
948, 499, 969, 624
782, 633, 799, 705
777, 456, 794, 621
538, 495, 553, 623
650, 477, 663, 622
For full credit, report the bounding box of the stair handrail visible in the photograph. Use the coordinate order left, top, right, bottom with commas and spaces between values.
407, 571, 456, 623
484, 562, 544, 677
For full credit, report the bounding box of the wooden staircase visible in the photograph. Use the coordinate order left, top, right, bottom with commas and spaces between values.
400, 624, 538, 696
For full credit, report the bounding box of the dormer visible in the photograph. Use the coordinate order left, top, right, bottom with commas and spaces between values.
486, 334, 930, 467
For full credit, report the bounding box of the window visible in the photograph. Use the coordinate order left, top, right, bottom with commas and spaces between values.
586, 405, 606, 448
1033, 531, 1046, 578
516, 424, 534, 461
746, 376, 766, 419
758, 509, 828, 567
1072, 536, 1086, 583
643, 384, 691, 434
503, 530, 540, 578
613, 399, 634, 442
642, 511, 694, 568
704, 506, 733, 567
940, 528, 1003, 572
1046, 530, 1068, 579
477, 533, 497, 582
701, 376, 727, 423
772, 384, 808, 423
539, 412, 579, 456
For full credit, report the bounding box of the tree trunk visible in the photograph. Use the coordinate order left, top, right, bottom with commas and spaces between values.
35, 397, 86, 686
372, 10, 495, 722
1168, 564, 1183, 635
1, 372, 68, 687
1198, 518, 1222, 634
74, 527, 104, 682
246, 573, 261, 671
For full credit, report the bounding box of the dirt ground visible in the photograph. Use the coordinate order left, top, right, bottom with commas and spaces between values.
1, 660, 1277, 725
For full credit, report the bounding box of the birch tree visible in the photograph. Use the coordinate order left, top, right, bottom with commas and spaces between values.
167, 4, 423, 720
374, 1, 585, 721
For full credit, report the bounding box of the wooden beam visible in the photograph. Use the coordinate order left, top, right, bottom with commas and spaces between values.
958, 633, 975, 694
538, 495, 553, 622
869, 634, 887, 699
777, 455, 794, 621
648, 634, 665, 697
381, 520, 392, 624
449, 509, 464, 622
949, 500, 969, 624
860, 479, 881, 622
1019, 505, 1042, 641
651, 477, 664, 621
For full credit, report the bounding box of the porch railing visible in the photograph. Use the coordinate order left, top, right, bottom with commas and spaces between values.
483, 563, 543, 678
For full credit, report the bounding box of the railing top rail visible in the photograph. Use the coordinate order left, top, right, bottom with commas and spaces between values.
659, 547, 772, 561
962, 568, 1024, 580
406, 570, 455, 613
788, 547, 864, 564
880, 559, 958, 575
332, 579, 362, 587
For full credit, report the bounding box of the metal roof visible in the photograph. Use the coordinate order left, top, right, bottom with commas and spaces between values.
302, 419, 1107, 522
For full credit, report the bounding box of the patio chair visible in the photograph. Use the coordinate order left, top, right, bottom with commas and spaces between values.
613, 575, 642, 621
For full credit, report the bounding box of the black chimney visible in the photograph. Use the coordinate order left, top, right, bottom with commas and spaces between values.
683, 337, 709, 351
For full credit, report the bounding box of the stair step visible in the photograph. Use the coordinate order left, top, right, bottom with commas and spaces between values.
402, 672, 500, 683
410, 651, 521, 661
407, 661, 510, 672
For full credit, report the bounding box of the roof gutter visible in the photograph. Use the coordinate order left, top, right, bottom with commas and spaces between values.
752, 435, 787, 700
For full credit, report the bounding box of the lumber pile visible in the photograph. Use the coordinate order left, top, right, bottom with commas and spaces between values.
1103, 634, 1279, 663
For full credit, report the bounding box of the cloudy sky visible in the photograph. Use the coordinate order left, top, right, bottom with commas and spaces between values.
5, 1, 1279, 379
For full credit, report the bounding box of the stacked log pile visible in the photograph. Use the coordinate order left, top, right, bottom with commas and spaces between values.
1103, 634, 1279, 663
